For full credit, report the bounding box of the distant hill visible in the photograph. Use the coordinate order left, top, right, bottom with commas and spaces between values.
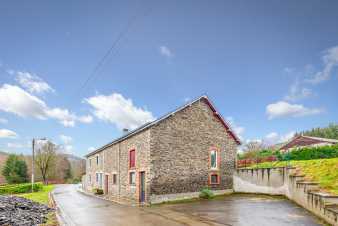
0, 151, 9, 184
62, 153, 86, 180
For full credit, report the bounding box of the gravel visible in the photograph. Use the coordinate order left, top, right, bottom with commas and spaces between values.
0, 195, 53, 226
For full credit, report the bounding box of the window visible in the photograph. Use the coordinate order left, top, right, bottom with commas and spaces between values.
96, 156, 99, 165
210, 150, 217, 169
88, 174, 91, 183
129, 172, 136, 185
112, 174, 117, 185
89, 159, 92, 168
210, 174, 219, 184
129, 150, 136, 168
96, 173, 103, 187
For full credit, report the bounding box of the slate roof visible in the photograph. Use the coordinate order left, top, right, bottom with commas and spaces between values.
85, 95, 241, 157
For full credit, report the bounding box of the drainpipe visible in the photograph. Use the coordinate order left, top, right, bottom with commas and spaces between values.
118, 142, 121, 199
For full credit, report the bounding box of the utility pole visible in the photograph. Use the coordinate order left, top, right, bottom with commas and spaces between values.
31, 138, 35, 193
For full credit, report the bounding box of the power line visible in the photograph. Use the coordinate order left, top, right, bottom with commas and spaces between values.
76, 1, 153, 98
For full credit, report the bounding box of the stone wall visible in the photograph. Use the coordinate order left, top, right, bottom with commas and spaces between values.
234, 167, 338, 226
86, 151, 104, 191
85, 129, 151, 203
150, 99, 237, 197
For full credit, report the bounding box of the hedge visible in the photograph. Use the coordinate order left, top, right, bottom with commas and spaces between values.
237, 144, 338, 167
0, 182, 43, 195
278, 144, 338, 161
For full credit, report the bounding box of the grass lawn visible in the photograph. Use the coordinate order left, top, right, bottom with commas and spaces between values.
17, 184, 55, 204
250, 158, 338, 195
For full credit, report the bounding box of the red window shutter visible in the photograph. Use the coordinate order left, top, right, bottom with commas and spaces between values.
130, 150, 135, 168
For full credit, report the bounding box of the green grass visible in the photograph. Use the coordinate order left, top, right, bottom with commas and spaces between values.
249, 158, 338, 195
17, 184, 55, 204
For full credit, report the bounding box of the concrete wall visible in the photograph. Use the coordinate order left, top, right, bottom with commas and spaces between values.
234, 167, 338, 226
150, 99, 237, 197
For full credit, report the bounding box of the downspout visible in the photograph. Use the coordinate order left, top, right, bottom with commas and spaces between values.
118, 142, 121, 199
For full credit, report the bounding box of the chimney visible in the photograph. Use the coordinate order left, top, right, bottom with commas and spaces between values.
123, 128, 129, 134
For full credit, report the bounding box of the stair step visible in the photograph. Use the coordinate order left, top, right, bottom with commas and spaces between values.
324, 204, 338, 214
296, 181, 319, 185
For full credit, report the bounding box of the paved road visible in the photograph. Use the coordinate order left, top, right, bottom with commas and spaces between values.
53, 184, 324, 226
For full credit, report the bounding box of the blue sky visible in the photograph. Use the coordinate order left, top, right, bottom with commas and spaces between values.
0, 0, 337, 156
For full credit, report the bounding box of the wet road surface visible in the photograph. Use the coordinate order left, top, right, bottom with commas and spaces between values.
53, 184, 324, 226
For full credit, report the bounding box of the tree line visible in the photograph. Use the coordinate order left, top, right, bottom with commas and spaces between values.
1, 141, 85, 184
296, 123, 338, 140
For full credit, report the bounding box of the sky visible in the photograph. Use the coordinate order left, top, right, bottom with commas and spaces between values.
0, 0, 337, 156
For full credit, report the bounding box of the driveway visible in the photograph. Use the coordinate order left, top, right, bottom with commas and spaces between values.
53, 184, 324, 226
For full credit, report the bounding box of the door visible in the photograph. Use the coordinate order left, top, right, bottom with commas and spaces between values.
104, 175, 109, 194
139, 171, 145, 203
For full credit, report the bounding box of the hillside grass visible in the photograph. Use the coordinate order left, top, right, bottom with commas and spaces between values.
17, 184, 54, 204
250, 158, 338, 195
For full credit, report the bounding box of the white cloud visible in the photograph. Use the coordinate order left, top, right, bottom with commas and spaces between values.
306, 45, 338, 84
7, 142, 30, 149
0, 84, 92, 127
15, 71, 54, 94
60, 134, 72, 144
63, 145, 73, 154
280, 131, 296, 143
78, 115, 93, 123
85, 93, 155, 130
0, 129, 17, 138
263, 131, 295, 145
226, 117, 245, 140
284, 80, 313, 102
0, 118, 8, 124
88, 147, 96, 152
266, 101, 323, 119
0, 84, 48, 119
159, 46, 174, 58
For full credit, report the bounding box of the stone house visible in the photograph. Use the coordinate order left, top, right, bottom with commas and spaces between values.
83, 95, 241, 204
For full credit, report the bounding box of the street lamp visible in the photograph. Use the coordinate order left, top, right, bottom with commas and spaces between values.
32, 138, 47, 192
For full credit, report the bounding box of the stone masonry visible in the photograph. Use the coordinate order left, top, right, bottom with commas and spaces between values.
84, 96, 240, 204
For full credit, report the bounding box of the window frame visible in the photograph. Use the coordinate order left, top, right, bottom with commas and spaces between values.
209, 173, 220, 185
129, 149, 136, 169
209, 148, 220, 170
96, 155, 99, 165
129, 171, 136, 185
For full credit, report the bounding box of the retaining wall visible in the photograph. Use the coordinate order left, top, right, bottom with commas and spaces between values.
234, 167, 338, 226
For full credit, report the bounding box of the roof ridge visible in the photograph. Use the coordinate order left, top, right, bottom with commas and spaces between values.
85, 95, 240, 157
301, 135, 338, 143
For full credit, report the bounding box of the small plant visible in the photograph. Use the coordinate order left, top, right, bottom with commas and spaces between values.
92, 188, 104, 195
199, 188, 214, 199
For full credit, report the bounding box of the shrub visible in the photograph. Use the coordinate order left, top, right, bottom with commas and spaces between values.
92, 188, 104, 195
280, 145, 338, 161
2, 154, 28, 184
199, 188, 214, 199
0, 182, 43, 195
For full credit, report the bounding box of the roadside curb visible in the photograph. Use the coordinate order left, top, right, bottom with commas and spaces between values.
51, 190, 76, 226
77, 188, 136, 207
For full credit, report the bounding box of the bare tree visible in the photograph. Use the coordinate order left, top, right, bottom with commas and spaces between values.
35, 141, 57, 184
